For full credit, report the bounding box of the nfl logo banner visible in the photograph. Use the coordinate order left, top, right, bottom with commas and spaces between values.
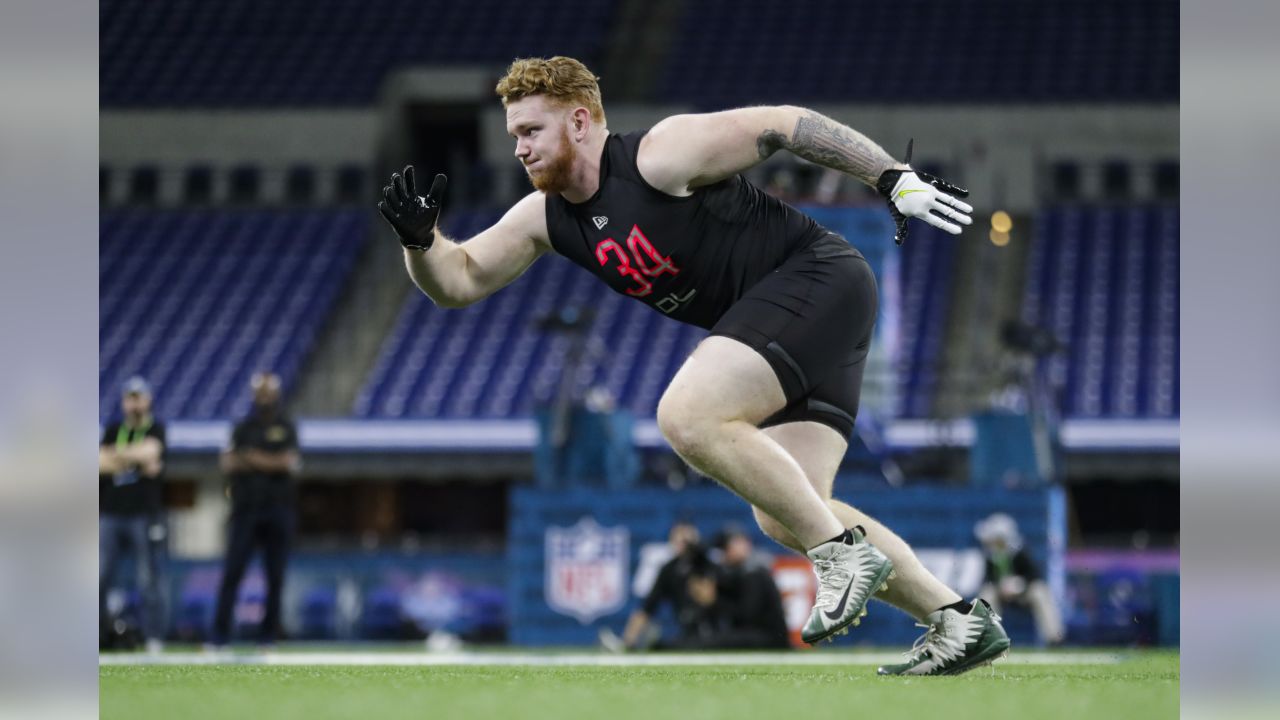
545, 517, 629, 624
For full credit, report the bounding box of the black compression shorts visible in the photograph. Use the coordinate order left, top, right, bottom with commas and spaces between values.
709, 234, 878, 440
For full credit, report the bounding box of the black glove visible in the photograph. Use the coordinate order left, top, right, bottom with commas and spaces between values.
875, 139, 971, 246
377, 166, 447, 251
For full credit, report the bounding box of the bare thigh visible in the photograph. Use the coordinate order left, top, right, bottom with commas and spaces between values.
658, 335, 789, 426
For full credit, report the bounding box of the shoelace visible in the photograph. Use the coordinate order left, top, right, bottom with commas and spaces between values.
902, 620, 965, 663
812, 555, 854, 606
903, 622, 939, 662
813, 557, 853, 589
902, 607, 1001, 664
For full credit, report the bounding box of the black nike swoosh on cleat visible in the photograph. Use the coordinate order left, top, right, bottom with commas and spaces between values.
823, 578, 856, 621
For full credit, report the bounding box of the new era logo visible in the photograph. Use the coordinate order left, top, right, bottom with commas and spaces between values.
592, 216, 608, 229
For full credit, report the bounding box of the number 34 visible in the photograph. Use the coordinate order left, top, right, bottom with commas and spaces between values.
594, 225, 680, 298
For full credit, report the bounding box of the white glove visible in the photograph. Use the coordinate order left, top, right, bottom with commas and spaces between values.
875, 139, 974, 244
886, 170, 974, 235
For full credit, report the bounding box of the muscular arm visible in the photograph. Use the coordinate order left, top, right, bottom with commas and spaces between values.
115, 437, 163, 467
758, 108, 905, 186
638, 105, 905, 194
404, 192, 550, 308
219, 449, 245, 474
102, 437, 165, 475
621, 610, 651, 648
244, 449, 300, 474
221, 448, 300, 474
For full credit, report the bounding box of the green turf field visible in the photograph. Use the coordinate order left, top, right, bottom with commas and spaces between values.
100, 650, 1178, 720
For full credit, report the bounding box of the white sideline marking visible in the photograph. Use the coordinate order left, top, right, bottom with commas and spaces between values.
101, 651, 1127, 667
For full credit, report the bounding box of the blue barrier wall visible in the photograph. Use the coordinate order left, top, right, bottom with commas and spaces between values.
102, 483, 1183, 647
507, 483, 1065, 646
138, 551, 506, 643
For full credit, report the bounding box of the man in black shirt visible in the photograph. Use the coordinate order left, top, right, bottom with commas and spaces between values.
99, 376, 167, 652
602, 521, 724, 651
378, 57, 1006, 673
711, 526, 791, 650
604, 524, 791, 652
209, 372, 301, 648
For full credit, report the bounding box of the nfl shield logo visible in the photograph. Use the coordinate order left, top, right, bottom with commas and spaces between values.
545, 517, 629, 624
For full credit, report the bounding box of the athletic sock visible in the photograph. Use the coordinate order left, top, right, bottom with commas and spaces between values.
818, 528, 854, 547
939, 600, 974, 615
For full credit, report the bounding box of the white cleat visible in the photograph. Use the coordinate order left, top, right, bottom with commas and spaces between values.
801, 526, 895, 645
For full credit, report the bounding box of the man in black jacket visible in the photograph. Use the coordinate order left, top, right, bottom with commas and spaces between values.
606, 521, 716, 650
711, 525, 791, 650
603, 522, 792, 651
208, 372, 301, 648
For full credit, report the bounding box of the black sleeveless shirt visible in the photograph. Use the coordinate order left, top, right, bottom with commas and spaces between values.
544, 130, 831, 329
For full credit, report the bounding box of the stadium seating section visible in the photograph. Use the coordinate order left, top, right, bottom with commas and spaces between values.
663, 0, 1178, 106
1021, 205, 1179, 418
100, 0, 617, 106
99, 208, 366, 421
896, 224, 957, 418
101, 0, 1175, 107
100, 205, 1178, 422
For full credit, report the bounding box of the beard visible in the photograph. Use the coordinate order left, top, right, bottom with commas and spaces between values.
525, 129, 574, 194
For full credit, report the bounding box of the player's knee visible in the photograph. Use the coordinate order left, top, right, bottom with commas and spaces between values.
658, 416, 709, 461
656, 393, 709, 459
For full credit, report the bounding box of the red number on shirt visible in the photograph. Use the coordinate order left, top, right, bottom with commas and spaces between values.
625, 225, 680, 278
593, 225, 679, 298
595, 238, 653, 297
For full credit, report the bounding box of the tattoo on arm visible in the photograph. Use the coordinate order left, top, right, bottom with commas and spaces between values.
756, 129, 787, 160
757, 111, 897, 186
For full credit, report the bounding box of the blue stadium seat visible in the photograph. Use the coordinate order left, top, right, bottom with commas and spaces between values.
101, 0, 1173, 108
99, 208, 366, 421
1021, 204, 1178, 419
897, 225, 958, 417
660, 0, 1177, 107
101, 0, 619, 107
